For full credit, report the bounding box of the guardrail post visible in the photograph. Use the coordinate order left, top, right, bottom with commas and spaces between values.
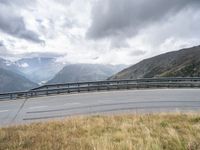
88, 83, 90, 91
117, 81, 119, 89
107, 82, 110, 90
46, 86, 48, 95
97, 83, 100, 91
10, 93, 13, 99
57, 85, 60, 94
78, 83, 80, 92
67, 84, 70, 93
190, 83, 193, 88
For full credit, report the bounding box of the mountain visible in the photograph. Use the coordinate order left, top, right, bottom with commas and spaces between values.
109, 45, 200, 80
0, 67, 38, 93
15, 57, 65, 84
0, 58, 22, 75
0, 57, 38, 93
48, 64, 126, 84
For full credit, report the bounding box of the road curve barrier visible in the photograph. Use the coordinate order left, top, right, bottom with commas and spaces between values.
1, 77, 200, 100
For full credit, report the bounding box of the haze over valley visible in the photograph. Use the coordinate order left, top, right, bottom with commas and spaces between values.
1, 45, 200, 93
0, 56, 127, 92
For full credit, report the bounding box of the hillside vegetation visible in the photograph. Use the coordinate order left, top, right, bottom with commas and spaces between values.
1, 113, 200, 150
109, 45, 200, 80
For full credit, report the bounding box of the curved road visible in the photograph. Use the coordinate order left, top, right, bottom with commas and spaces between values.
0, 89, 200, 126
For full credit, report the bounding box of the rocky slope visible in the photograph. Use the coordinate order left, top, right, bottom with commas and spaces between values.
109, 45, 200, 80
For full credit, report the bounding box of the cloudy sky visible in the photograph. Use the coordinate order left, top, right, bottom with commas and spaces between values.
0, 0, 200, 65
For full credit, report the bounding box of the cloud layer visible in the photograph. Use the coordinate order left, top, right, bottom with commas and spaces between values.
87, 0, 200, 40
0, 1, 43, 43
0, 0, 200, 65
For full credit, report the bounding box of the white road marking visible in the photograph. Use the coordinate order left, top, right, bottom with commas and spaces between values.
98, 100, 115, 104
0, 110, 9, 113
29, 106, 48, 109
63, 102, 80, 106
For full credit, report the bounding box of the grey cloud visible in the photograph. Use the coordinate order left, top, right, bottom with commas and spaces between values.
130, 50, 146, 56
0, 40, 20, 59
55, 0, 73, 6
110, 38, 129, 49
0, 0, 35, 7
0, 41, 10, 58
87, 0, 200, 39
0, 46, 62, 59
0, 6, 44, 43
63, 18, 77, 28
0, 41, 3, 46
22, 52, 63, 58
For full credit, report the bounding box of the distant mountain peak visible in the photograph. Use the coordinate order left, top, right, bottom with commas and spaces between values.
48, 63, 126, 84
15, 57, 65, 84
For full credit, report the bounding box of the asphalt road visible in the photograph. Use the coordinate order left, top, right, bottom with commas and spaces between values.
0, 89, 200, 126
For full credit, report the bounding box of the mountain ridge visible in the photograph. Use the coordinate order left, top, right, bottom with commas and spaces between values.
0, 67, 38, 93
48, 63, 126, 84
109, 45, 200, 80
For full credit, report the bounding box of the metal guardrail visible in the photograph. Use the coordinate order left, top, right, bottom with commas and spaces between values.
31, 77, 200, 90
1, 77, 200, 100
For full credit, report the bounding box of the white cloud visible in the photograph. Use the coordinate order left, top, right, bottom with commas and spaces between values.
18, 62, 29, 68
0, 0, 200, 65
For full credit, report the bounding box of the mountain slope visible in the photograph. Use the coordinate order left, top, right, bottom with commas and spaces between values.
48, 64, 126, 84
0, 68, 38, 93
109, 45, 200, 80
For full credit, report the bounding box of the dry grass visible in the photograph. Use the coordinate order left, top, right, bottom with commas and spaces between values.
1, 113, 200, 150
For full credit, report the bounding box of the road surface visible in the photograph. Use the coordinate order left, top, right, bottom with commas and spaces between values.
0, 89, 200, 126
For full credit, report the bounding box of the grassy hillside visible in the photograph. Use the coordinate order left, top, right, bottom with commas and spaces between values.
109, 45, 200, 80
1, 113, 200, 150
